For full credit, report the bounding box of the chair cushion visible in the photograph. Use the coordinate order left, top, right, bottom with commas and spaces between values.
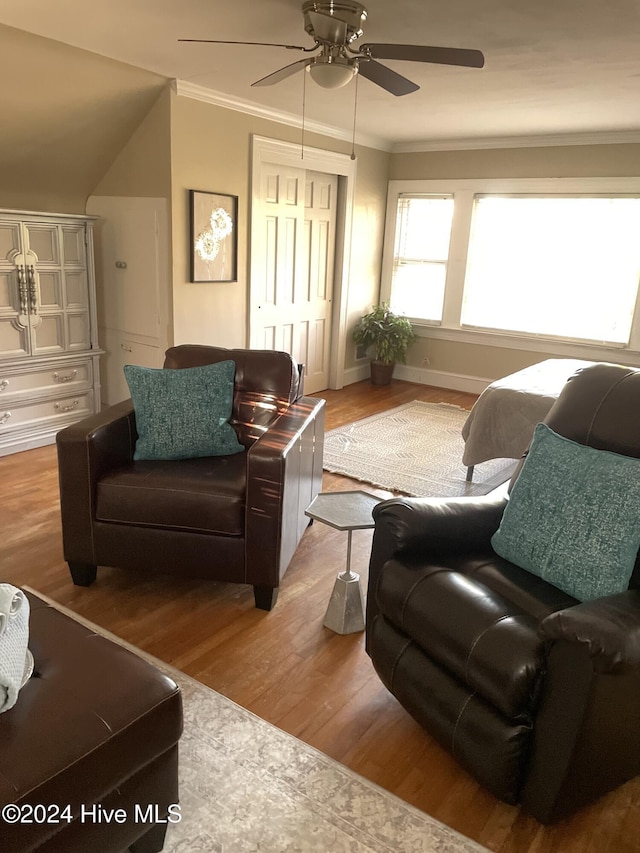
124, 360, 244, 461
492, 423, 640, 601
461, 552, 577, 618
96, 454, 247, 536
376, 561, 549, 720
369, 614, 532, 805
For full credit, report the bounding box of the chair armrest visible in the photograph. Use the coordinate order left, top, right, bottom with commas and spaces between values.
56, 401, 137, 565
371, 493, 508, 556
245, 396, 325, 587
523, 589, 640, 822
539, 590, 640, 672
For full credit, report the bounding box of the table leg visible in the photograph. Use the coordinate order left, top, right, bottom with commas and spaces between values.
340, 530, 355, 581
324, 529, 365, 634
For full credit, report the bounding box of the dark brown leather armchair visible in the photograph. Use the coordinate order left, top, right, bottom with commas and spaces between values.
366, 362, 640, 823
57, 345, 325, 610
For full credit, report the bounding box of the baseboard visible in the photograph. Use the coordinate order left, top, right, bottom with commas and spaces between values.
340, 363, 490, 395
393, 365, 490, 394
342, 364, 372, 386
0, 432, 56, 458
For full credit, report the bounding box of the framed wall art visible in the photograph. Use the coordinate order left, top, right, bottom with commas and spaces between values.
190, 190, 238, 282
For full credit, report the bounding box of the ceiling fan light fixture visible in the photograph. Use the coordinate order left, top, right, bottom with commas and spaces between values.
308, 57, 357, 88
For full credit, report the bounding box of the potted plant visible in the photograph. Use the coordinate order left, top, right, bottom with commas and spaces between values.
352, 303, 417, 386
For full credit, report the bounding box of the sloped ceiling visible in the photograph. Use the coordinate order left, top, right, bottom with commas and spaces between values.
0, 25, 167, 211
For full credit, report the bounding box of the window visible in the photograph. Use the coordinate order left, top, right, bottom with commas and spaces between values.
389, 195, 454, 322
381, 178, 640, 354
462, 196, 640, 345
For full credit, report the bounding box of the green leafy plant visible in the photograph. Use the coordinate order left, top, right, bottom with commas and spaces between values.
352, 303, 417, 365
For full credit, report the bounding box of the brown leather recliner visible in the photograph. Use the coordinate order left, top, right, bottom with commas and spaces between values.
366, 362, 640, 823
56, 345, 325, 610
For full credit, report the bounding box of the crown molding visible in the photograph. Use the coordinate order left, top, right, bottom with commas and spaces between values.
391, 130, 640, 153
172, 81, 640, 155
172, 79, 391, 152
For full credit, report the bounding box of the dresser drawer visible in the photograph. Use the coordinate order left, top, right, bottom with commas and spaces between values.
0, 359, 92, 400
0, 390, 94, 434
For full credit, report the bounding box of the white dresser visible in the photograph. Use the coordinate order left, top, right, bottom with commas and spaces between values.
0, 209, 101, 456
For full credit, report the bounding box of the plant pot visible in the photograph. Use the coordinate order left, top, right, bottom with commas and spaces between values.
370, 360, 395, 386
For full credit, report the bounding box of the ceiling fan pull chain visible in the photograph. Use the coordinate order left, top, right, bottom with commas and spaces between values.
301, 64, 307, 160
350, 70, 359, 160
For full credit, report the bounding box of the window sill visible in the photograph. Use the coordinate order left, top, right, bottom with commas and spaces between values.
413, 323, 640, 365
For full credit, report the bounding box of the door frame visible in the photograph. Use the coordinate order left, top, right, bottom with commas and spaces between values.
250, 135, 356, 390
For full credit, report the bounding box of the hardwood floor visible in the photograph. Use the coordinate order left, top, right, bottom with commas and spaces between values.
1, 377, 638, 852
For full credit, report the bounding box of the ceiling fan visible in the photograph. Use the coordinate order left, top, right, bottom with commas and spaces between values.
179, 1, 484, 96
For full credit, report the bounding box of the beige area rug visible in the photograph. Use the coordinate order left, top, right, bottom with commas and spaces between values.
323, 401, 517, 498
25, 589, 488, 853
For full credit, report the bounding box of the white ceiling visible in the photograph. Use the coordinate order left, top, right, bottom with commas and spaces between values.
2, 0, 640, 150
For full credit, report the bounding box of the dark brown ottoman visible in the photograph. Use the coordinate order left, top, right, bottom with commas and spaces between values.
0, 592, 183, 852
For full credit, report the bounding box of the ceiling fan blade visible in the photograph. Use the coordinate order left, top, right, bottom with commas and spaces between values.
307, 10, 348, 44
178, 39, 310, 52
252, 58, 314, 87
357, 59, 419, 96
360, 43, 485, 69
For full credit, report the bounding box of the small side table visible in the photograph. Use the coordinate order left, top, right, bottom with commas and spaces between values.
305, 490, 383, 634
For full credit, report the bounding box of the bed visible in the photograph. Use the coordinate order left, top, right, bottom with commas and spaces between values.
462, 358, 595, 479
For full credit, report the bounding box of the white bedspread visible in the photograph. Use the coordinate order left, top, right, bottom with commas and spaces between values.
462, 359, 594, 467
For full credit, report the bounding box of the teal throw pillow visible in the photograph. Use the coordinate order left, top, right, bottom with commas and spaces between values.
491, 423, 640, 601
123, 360, 243, 461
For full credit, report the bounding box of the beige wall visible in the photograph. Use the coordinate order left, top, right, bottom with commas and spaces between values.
0, 25, 166, 213
411, 336, 563, 382
169, 94, 390, 355
389, 143, 640, 383
92, 87, 172, 199
344, 145, 391, 369
390, 143, 640, 181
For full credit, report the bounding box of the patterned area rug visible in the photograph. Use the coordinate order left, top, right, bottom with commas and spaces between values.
170, 672, 488, 853
26, 590, 488, 853
323, 401, 517, 497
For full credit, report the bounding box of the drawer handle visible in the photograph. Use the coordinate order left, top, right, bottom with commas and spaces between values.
53, 370, 78, 383
120, 344, 133, 353
54, 400, 79, 413
0, 379, 8, 391
0, 411, 11, 425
